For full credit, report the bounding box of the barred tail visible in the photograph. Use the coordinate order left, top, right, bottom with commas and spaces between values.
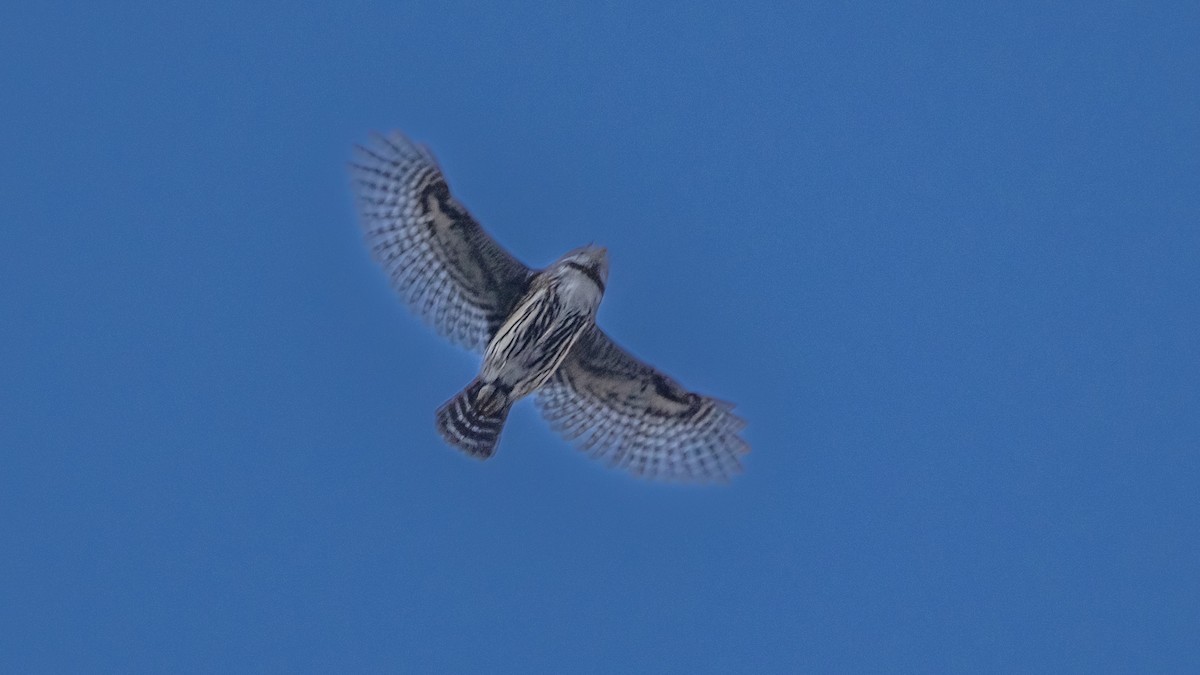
435, 379, 512, 458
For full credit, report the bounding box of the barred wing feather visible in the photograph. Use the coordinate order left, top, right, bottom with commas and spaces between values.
537, 327, 749, 482
351, 132, 534, 352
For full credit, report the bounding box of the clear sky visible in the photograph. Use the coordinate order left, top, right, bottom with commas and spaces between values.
2, 1, 1197, 672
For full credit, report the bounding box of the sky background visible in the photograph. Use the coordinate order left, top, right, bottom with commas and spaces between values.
2, 1, 1198, 672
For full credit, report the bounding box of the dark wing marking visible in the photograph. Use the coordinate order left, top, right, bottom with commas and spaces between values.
536, 326, 749, 482
351, 132, 534, 352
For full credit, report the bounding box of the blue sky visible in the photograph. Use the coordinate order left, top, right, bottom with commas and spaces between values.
2, 1, 1197, 671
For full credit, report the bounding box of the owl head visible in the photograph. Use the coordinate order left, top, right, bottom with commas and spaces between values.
555, 244, 610, 289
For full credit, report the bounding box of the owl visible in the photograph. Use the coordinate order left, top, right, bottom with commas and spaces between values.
351, 132, 749, 482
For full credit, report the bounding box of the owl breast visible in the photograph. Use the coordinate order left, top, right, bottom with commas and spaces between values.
481, 279, 597, 401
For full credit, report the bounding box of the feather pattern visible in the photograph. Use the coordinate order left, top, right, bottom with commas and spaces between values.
350, 132, 534, 352
537, 327, 749, 482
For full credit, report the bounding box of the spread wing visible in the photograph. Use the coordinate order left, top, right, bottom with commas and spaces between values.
351, 132, 534, 352
536, 326, 749, 482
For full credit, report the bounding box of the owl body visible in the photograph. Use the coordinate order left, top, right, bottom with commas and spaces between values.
438, 247, 609, 456
352, 132, 749, 481
482, 247, 607, 399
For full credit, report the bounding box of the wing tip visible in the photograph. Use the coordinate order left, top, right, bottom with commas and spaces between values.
351, 130, 441, 170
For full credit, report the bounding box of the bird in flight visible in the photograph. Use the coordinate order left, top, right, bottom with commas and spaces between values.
350, 132, 748, 481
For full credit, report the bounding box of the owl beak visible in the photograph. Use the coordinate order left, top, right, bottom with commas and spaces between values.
594, 247, 610, 282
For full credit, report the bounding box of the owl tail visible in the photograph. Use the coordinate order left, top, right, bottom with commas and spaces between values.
435, 379, 512, 459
